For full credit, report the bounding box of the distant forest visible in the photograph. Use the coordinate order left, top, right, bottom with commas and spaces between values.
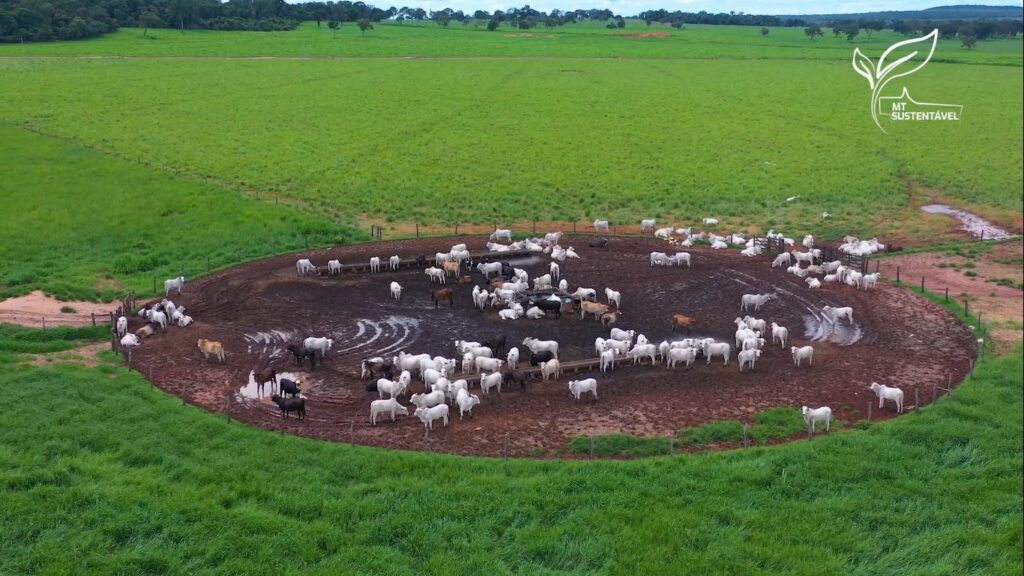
1, 1, 1021, 43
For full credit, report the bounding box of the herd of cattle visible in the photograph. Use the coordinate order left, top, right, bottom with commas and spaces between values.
116, 222, 909, 437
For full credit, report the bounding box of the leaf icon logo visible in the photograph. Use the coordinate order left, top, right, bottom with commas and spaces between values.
852, 29, 939, 132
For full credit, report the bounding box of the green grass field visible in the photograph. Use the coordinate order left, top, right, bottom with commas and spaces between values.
0, 22, 1020, 299
0, 328, 1020, 575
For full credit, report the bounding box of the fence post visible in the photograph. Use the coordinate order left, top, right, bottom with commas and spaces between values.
41, 317, 45, 330
532, 219, 536, 234
920, 276, 925, 292
914, 388, 920, 408
109, 312, 116, 352
867, 401, 872, 420
153, 277, 157, 294
964, 299, 969, 317
503, 433, 509, 459
454, 223, 458, 235
572, 221, 576, 233
589, 436, 595, 460
875, 260, 880, 273
945, 287, 949, 302
91, 312, 96, 326
349, 420, 354, 444
415, 223, 419, 238
969, 359, 974, 378
896, 266, 900, 283
668, 436, 674, 455
742, 424, 748, 447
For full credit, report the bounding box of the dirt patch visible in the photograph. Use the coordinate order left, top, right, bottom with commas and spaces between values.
503, 33, 555, 39
26, 342, 110, 368
0, 290, 121, 328
880, 241, 1023, 353
122, 236, 976, 457
620, 32, 669, 38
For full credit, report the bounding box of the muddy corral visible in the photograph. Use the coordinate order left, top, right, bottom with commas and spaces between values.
128, 237, 975, 457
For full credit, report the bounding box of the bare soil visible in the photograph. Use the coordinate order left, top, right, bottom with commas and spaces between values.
0, 290, 121, 328
881, 240, 1023, 353
126, 236, 975, 457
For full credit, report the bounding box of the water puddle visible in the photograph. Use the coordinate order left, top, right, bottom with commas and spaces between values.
803, 315, 863, 346
238, 371, 311, 401
498, 254, 547, 268
920, 204, 1016, 240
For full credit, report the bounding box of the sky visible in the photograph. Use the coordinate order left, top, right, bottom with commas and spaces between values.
287, 1, 1023, 17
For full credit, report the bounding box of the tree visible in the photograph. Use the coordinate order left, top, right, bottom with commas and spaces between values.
844, 22, 860, 42
644, 18, 652, 27
139, 10, 165, 38
615, 18, 625, 29
487, 19, 499, 31
760, 26, 769, 36
804, 24, 822, 39
433, 11, 449, 27
959, 25, 977, 49
357, 18, 373, 35
327, 20, 339, 37
861, 19, 883, 38
670, 20, 684, 30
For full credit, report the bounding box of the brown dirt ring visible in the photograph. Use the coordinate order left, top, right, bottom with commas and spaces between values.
128, 236, 975, 457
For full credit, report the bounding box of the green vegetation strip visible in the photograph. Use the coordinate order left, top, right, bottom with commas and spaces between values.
0, 325, 1019, 573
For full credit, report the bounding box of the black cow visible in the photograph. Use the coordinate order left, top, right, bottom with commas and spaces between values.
529, 350, 555, 366
271, 395, 306, 419
588, 238, 609, 248
278, 378, 301, 398
504, 369, 530, 392
484, 334, 506, 356
286, 343, 317, 369
533, 298, 562, 318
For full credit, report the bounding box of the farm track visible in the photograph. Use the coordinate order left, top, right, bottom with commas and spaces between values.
127, 236, 975, 457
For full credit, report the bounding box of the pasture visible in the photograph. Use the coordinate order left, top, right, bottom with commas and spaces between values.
0, 24, 1020, 307
0, 19, 1020, 575
0, 327, 1020, 574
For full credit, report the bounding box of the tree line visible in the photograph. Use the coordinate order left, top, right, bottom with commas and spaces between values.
2, 1, 1022, 44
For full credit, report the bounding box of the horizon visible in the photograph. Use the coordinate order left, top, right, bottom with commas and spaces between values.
283, 0, 1024, 18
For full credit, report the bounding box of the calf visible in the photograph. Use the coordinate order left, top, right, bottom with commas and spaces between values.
802, 406, 832, 433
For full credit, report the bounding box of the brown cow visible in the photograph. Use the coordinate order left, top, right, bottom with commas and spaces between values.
443, 260, 461, 277
198, 339, 225, 362
671, 314, 696, 333
600, 310, 622, 327
458, 275, 474, 285
579, 301, 609, 320
254, 367, 277, 395
431, 287, 454, 308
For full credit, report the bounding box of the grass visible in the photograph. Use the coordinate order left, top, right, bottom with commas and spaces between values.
0, 328, 1020, 574
0, 125, 367, 301
1, 21, 1021, 64
678, 419, 746, 446
0, 25, 1018, 262
0, 323, 108, 354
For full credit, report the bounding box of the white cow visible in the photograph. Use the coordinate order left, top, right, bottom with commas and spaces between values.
389, 255, 401, 270
593, 220, 609, 233
390, 281, 402, 300
823, 306, 854, 323
704, 342, 731, 366
164, 276, 185, 296
414, 404, 449, 430
738, 349, 762, 372
600, 348, 616, 372
489, 229, 513, 242
605, 288, 621, 309
568, 378, 598, 401
425, 267, 446, 284
304, 337, 333, 357
740, 294, 773, 312
116, 316, 128, 338
480, 372, 503, 396
869, 382, 904, 413
370, 398, 408, 425
456, 389, 480, 420
771, 322, 788, 348
802, 406, 832, 433
791, 345, 814, 367
369, 257, 381, 273
666, 347, 697, 369
506, 347, 520, 370
296, 260, 315, 276
327, 259, 342, 276
541, 359, 561, 382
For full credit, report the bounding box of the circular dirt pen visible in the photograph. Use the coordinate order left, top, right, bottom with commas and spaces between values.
128, 236, 975, 457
